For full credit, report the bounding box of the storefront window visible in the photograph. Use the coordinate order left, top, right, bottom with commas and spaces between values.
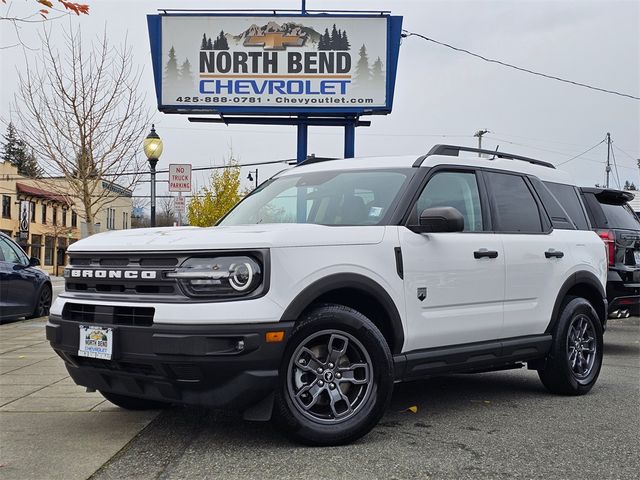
31, 234, 42, 261
44, 236, 54, 265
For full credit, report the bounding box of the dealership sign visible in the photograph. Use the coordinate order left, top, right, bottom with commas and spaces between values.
147, 13, 403, 115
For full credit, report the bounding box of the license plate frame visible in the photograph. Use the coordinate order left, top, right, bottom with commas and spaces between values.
78, 325, 113, 360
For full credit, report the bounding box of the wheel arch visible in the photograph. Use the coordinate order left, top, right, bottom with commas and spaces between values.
280, 273, 404, 354
547, 271, 607, 333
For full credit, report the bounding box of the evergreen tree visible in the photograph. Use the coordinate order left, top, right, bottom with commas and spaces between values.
341, 30, 350, 50
206, 37, 213, 50
319, 28, 331, 51
165, 46, 179, 82
354, 44, 371, 86
200, 34, 208, 50
1, 122, 41, 177
630, 182, 637, 190
218, 30, 229, 49
371, 56, 384, 83
213, 30, 229, 50
318, 31, 327, 50
179, 59, 193, 85
330, 24, 339, 49
625, 180, 631, 190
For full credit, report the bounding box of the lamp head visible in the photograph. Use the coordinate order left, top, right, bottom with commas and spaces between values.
143, 124, 163, 160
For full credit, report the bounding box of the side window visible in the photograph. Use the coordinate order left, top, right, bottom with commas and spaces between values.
413, 171, 483, 232
544, 182, 589, 230
487, 172, 543, 233
0, 238, 27, 265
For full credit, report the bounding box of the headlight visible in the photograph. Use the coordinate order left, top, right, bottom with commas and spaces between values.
167, 255, 263, 298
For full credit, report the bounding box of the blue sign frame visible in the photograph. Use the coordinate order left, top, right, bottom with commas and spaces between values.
147, 12, 403, 116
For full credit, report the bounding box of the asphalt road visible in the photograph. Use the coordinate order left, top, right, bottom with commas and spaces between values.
90, 317, 640, 480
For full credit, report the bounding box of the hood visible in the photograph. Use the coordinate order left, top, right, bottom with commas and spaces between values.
68, 224, 386, 252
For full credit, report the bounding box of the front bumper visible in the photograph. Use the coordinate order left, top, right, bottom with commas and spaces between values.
47, 314, 293, 410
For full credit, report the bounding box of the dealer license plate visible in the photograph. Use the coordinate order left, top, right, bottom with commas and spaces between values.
78, 325, 113, 360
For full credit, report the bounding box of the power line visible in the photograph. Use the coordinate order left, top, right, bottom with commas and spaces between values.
612, 143, 639, 161
402, 30, 640, 101
555, 138, 606, 166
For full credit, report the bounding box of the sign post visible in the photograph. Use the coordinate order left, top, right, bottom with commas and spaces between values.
168, 164, 191, 227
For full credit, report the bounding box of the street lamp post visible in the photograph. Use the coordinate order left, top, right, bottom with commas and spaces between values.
143, 125, 163, 227
247, 169, 259, 189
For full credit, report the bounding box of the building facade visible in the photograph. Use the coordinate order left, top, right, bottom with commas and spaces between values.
0, 162, 133, 275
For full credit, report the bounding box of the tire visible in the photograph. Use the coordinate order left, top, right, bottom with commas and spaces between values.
27, 284, 52, 319
100, 391, 170, 410
273, 304, 394, 446
538, 296, 603, 395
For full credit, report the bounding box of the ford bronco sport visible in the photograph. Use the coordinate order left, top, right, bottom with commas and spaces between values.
47, 144, 608, 445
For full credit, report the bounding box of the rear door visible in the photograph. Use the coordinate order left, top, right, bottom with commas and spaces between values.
484, 171, 572, 338
399, 168, 505, 351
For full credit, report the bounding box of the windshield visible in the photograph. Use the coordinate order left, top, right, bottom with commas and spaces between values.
220, 168, 412, 226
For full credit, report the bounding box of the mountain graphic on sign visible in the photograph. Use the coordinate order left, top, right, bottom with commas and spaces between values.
200, 22, 323, 51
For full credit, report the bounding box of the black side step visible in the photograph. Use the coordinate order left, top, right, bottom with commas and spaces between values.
393, 334, 552, 381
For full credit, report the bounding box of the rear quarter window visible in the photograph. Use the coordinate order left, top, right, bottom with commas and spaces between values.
544, 182, 589, 230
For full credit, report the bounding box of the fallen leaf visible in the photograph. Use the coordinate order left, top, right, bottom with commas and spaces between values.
405, 405, 418, 413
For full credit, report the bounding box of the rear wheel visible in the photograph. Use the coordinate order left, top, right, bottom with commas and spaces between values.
27, 284, 51, 319
538, 297, 603, 395
274, 304, 394, 446
100, 391, 170, 410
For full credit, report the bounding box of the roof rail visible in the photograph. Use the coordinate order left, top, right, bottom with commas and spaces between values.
295, 155, 338, 167
414, 144, 555, 169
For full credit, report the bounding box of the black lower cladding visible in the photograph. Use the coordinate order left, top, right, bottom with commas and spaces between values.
46, 314, 294, 410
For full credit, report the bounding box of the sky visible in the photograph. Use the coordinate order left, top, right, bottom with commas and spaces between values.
1, 0, 638, 201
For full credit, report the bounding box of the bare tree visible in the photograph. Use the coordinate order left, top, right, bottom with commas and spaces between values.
156, 197, 177, 227
12, 25, 150, 235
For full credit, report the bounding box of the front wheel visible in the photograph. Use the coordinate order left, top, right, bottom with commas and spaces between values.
538, 297, 603, 395
273, 304, 394, 446
27, 284, 51, 319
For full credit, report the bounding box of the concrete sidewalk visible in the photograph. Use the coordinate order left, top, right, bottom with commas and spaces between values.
0, 318, 159, 480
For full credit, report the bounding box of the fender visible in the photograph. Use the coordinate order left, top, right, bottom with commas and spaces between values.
547, 271, 607, 333
280, 273, 404, 354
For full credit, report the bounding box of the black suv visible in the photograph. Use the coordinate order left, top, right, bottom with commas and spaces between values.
580, 188, 640, 318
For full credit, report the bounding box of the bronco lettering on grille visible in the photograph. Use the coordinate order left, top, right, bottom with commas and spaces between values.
65, 269, 157, 280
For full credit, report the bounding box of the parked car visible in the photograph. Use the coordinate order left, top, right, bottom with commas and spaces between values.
0, 232, 52, 323
580, 188, 640, 318
47, 145, 607, 445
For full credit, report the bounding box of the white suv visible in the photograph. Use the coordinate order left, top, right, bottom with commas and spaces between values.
47, 145, 608, 445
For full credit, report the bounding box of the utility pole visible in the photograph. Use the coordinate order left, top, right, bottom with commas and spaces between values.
474, 129, 490, 156
605, 132, 611, 188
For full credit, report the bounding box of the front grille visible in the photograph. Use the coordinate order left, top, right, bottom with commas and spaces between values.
62, 303, 154, 326
65, 254, 183, 299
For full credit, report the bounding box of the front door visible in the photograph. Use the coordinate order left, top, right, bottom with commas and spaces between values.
399, 169, 505, 352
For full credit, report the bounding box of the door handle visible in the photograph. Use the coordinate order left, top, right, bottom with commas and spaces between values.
474, 249, 499, 259
545, 250, 564, 259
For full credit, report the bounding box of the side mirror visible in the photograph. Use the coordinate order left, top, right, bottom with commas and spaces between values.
410, 206, 465, 233
29, 257, 41, 267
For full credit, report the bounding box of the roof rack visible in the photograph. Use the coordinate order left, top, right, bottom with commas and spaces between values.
414, 144, 555, 169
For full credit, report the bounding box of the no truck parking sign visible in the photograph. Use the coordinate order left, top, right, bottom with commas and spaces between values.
168, 164, 192, 192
